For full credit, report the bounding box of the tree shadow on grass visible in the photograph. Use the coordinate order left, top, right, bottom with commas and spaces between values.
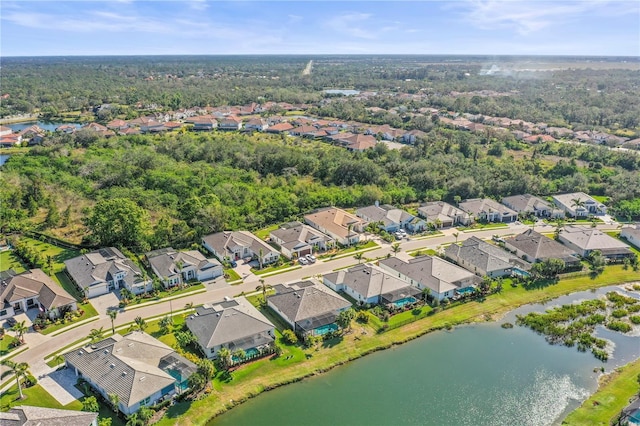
321, 335, 343, 349
164, 400, 191, 420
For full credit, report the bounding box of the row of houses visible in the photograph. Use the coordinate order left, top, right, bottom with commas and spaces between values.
58, 224, 638, 417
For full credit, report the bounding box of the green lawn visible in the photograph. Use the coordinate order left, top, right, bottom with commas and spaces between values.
0, 334, 20, 356
224, 268, 242, 282
606, 231, 640, 255
54, 271, 84, 300
128, 283, 205, 307
253, 224, 280, 241
152, 264, 640, 426
39, 301, 99, 335
0, 383, 83, 412
19, 237, 81, 274
0, 251, 27, 273
318, 240, 379, 259
563, 357, 640, 425
459, 222, 509, 232
252, 263, 301, 276
408, 248, 438, 257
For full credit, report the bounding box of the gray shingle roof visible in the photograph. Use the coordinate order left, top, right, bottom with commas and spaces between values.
202, 231, 278, 258
501, 194, 552, 213
356, 205, 413, 228
1, 269, 76, 310
505, 230, 580, 264
268, 280, 351, 323
64, 332, 195, 408
2, 406, 97, 426
186, 297, 274, 351
64, 247, 145, 290
561, 225, 633, 254
417, 201, 469, 224
459, 198, 517, 218
324, 263, 413, 300
270, 222, 332, 251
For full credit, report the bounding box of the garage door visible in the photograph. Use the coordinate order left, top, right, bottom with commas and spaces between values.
298, 248, 312, 257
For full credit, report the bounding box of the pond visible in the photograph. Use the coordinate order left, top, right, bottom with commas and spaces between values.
211, 284, 640, 426
7, 121, 82, 132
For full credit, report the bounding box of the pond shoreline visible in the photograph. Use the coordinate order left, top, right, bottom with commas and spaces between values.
164, 275, 640, 426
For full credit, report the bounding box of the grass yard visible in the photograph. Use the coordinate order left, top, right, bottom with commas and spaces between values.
0, 383, 83, 412
408, 248, 438, 257
253, 224, 280, 241
318, 240, 379, 259
562, 357, 640, 425
54, 271, 84, 300
152, 264, 640, 426
252, 263, 301, 276
224, 268, 242, 282
606, 231, 640, 255
39, 301, 98, 335
459, 222, 509, 232
0, 250, 27, 273
19, 237, 81, 274
0, 334, 20, 356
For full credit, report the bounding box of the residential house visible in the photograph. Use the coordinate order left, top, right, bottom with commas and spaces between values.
558, 225, 634, 259
265, 122, 294, 134
337, 134, 377, 152
218, 117, 242, 131
1, 406, 98, 426
552, 192, 608, 218
83, 122, 115, 138
304, 207, 366, 246
621, 224, 640, 249
188, 116, 218, 131
379, 256, 482, 301
0, 134, 21, 148
243, 118, 269, 132
504, 230, 581, 267
0, 125, 12, 137
140, 119, 165, 133
106, 119, 129, 131
323, 263, 420, 305
417, 201, 472, 227
56, 124, 78, 134
267, 280, 351, 337
0, 269, 77, 321
445, 236, 531, 277
269, 221, 335, 259
459, 198, 518, 223
402, 129, 427, 144
501, 194, 561, 218
186, 296, 275, 359
202, 231, 280, 266
64, 247, 152, 298
64, 331, 196, 416
356, 203, 424, 233
523, 134, 556, 144
146, 248, 222, 288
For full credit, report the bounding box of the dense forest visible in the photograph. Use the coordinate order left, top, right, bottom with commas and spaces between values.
2, 56, 639, 132
2, 127, 639, 252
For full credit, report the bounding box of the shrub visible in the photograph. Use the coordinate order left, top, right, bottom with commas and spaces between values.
356, 311, 369, 324
629, 315, 640, 324
611, 309, 628, 318
606, 321, 632, 333
25, 374, 37, 387
501, 322, 514, 329
282, 329, 298, 345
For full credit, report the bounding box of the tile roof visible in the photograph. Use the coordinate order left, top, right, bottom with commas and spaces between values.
64, 332, 195, 408
64, 247, 145, 291
304, 207, 365, 240
324, 263, 415, 300
417, 201, 469, 224
186, 297, 274, 351
380, 255, 480, 294
268, 280, 350, 324
445, 236, 530, 274
202, 231, 279, 259
146, 248, 220, 280
356, 204, 413, 228
501, 194, 552, 214
505, 230, 580, 264
459, 198, 517, 218
2, 405, 97, 426
270, 221, 333, 251
561, 225, 633, 254
1, 269, 75, 311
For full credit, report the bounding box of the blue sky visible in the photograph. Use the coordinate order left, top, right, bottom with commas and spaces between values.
2, 1, 639, 56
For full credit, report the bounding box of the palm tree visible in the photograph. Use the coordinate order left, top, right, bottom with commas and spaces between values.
391, 242, 401, 257
88, 327, 105, 343
453, 232, 459, 244
258, 278, 267, 306
159, 315, 173, 334
53, 354, 65, 367
217, 347, 232, 370
11, 320, 28, 344
46, 255, 53, 274
107, 309, 117, 335
134, 316, 147, 332
354, 252, 364, 264
108, 393, 120, 413
176, 259, 185, 289
570, 198, 586, 217
347, 224, 353, 246
2, 360, 29, 399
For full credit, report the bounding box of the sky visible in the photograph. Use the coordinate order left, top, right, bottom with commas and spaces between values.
1, 0, 639, 56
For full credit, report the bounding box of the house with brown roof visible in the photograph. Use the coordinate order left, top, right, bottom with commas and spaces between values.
304, 207, 365, 246
417, 201, 472, 227
270, 221, 335, 259
145, 248, 222, 288
187, 116, 218, 131
218, 117, 242, 131
335, 134, 377, 152
266, 122, 294, 133
445, 236, 531, 278
244, 118, 269, 131
0, 269, 77, 321
459, 198, 518, 223
1, 406, 98, 426
504, 230, 581, 267
501, 194, 560, 218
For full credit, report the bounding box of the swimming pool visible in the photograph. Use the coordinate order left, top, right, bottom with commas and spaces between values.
512, 267, 531, 278
313, 323, 339, 335
456, 287, 475, 295
393, 297, 417, 307
232, 347, 260, 362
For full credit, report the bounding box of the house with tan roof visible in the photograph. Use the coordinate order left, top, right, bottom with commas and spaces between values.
323, 263, 420, 305
270, 221, 335, 259
201, 231, 280, 266
501, 194, 561, 218
267, 280, 351, 337
186, 296, 275, 359
145, 248, 222, 288
265, 122, 294, 133
356, 203, 424, 233
244, 118, 269, 131
552, 192, 607, 218
417, 201, 472, 227
379, 255, 481, 301
64, 331, 196, 415
620, 224, 640, 249
0, 269, 77, 321
218, 116, 242, 131
304, 207, 365, 246
558, 225, 634, 259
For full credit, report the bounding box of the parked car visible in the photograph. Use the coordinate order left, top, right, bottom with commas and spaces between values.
229, 260, 238, 268
299, 257, 309, 265
6, 317, 17, 327
305, 254, 316, 263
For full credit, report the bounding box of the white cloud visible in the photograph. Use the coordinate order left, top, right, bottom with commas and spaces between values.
189, 0, 209, 11
324, 12, 376, 39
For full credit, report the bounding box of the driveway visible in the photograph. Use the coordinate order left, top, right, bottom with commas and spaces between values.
39, 367, 84, 406
89, 292, 120, 316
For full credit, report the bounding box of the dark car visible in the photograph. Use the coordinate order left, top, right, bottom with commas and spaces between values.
6, 317, 17, 327
229, 260, 238, 268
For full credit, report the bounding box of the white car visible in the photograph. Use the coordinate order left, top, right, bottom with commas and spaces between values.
305, 254, 316, 263
299, 257, 309, 265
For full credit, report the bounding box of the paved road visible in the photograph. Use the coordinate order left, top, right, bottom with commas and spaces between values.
4, 221, 622, 379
